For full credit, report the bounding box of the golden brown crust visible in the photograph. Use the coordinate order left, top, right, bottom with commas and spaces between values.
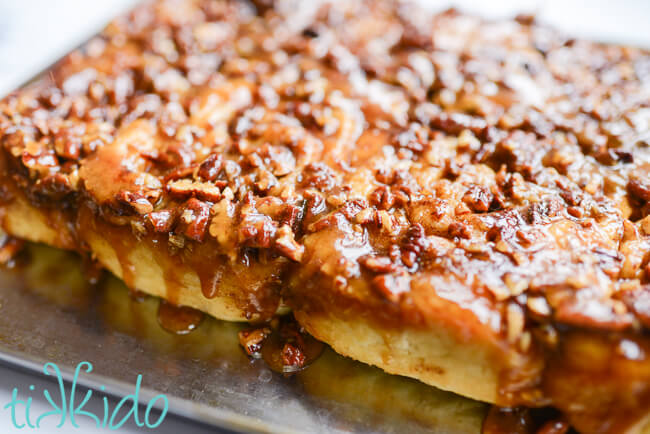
2, 0, 650, 431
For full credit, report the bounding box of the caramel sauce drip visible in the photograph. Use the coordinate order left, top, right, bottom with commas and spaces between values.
196, 264, 221, 299
114, 242, 136, 290
239, 316, 324, 374
160, 258, 183, 306
482, 407, 533, 434
482, 407, 569, 434
157, 300, 204, 335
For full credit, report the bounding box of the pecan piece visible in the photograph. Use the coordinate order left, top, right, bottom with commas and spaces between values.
401, 223, 427, 268
33, 173, 74, 200
281, 343, 306, 371
462, 184, 493, 213
167, 179, 221, 202
274, 225, 304, 262
114, 191, 154, 215
239, 213, 277, 248
238, 327, 271, 358
628, 176, 650, 202
627, 164, 650, 200
303, 191, 327, 221
22, 148, 59, 177
370, 186, 395, 210
299, 163, 337, 191
177, 198, 210, 242
372, 273, 410, 303
279, 204, 303, 228
197, 153, 223, 181
53, 125, 83, 160
359, 255, 397, 273
147, 209, 177, 233
448, 221, 471, 239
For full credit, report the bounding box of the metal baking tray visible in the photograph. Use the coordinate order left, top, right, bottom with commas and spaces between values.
0, 243, 486, 433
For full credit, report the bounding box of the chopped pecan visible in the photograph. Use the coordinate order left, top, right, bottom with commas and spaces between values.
32, 173, 74, 200
197, 153, 223, 181
359, 255, 398, 273
462, 184, 493, 213
354, 208, 375, 225
428, 110, 489, 139
375, 168, 395, 184
524, 199, 562, 225
303, 191, 327, 221
253, 168, 277, 193
506, 303, 525, 343
401, 223, 427, 268
640, 215, 650, 235
167, 178, 221, 202
53, 125, 83, 160
209, 198, 236, 247
163, 165, 195, 183
448, 221, 471, 239
307, 212, 342, 233
299, 163, 337, 191
114, 191, 154, 215
262, 144, 296, 176
370, 186, 395, 210
628, 164, 650, 202
375, 210, 401, 235
168, 233, 185, 249
339, 199, 367, 220
147, 209, 177, 233
22, 148, 59, 177
282, 343, 306, 370
527, 296, 552, 317
177, 198, 210, 242
238, 327, 271, 358
372, 273, 410, 303
279, 204, 303, 228
393, 125, 427, 153
274, 225, 304, 262
239, 213, 277, 248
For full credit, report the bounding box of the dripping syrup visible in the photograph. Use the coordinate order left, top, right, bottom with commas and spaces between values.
157, 300, 204, 335
238, 315, 324, 374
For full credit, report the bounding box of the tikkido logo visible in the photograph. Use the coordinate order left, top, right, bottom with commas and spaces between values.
3, 362, 168, 430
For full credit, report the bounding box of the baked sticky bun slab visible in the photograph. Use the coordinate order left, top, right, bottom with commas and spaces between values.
1, 0, 650, 432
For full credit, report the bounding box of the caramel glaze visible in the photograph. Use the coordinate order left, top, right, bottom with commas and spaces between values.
239, 315, 325, 374
75, 201, 284, 318
157, 299, 204, 334
1, 0, 650, 432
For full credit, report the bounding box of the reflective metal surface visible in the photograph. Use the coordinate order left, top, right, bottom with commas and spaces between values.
0, 244, 486, 433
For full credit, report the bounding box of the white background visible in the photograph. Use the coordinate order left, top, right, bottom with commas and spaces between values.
0, 1, 649, 433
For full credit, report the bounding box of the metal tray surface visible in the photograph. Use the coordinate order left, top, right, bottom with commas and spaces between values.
0, 244, 486, 433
